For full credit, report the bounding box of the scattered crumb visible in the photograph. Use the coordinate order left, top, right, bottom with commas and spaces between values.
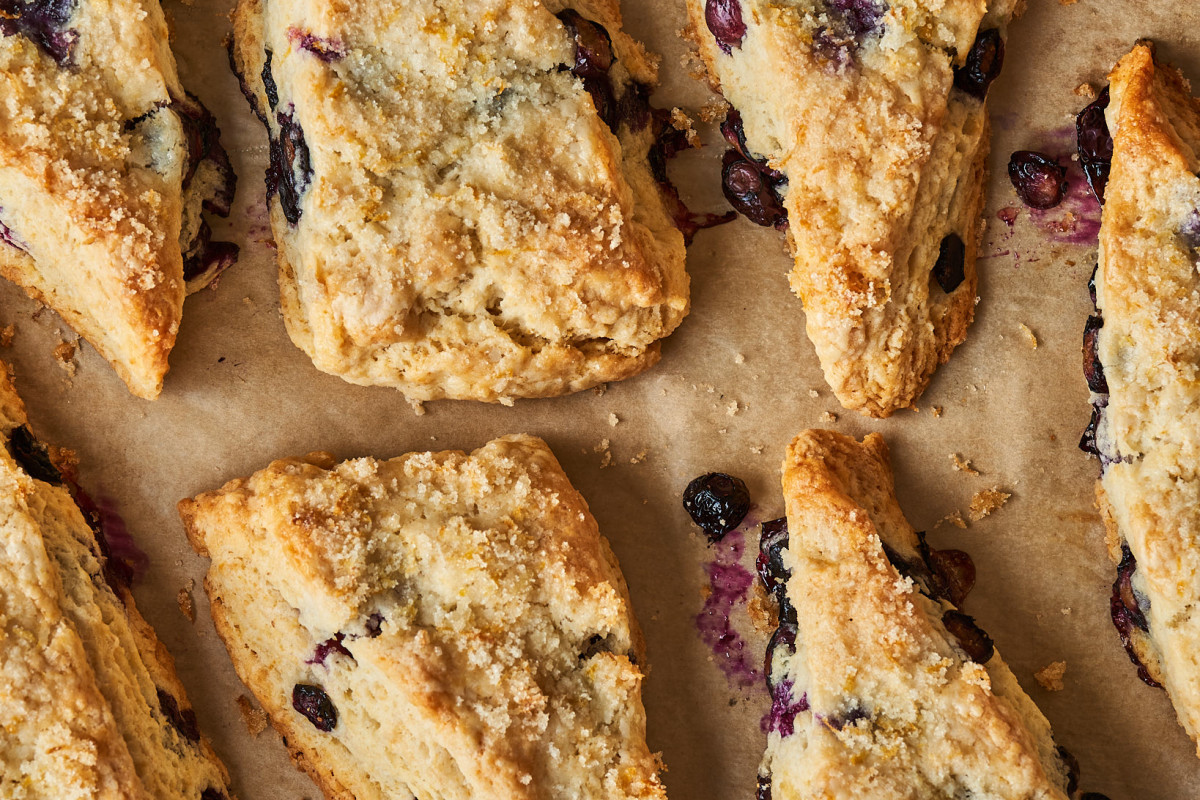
1059, 0, 1077, 5
808, 389, 820, 399
931, 406, 943, 418
937, 511, 968, 530
629, 449, 647, 465
747, 584, 778, 635
592, 383, 608, 397
53, 339, 77, 376
718, 427, 728, 435
407, 398, 426, 416
670, 108, 701, 148
1019, 323, 1038, 349
750, 445, 764, 455
236, 695, 269, 736
1060, 607, 1073, 615
1074, 81, 1097, 100
969, 488, 1011, 521
177, 587, 196, 622
734, 353, 746, 365
699, 97, 729, 123
594, 438, 612, 468
820, 411, 838, 423
1035, 661, 1067, 691
608, 413, 620, 427
726, 402, 739, 416
951, 454, 981, 476
498, 396, 515, 407
0, 325, 13, 347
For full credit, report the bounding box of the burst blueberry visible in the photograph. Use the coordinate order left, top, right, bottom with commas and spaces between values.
557, 10, 614, 78
267, 109, 312, 225
7, 425, 62, 485
1008, 151, 1067, 209
0, 0, 79, 65
157, 688, 200, 743
722, 151, 788, 229
953, 28, 1004, 100
682, 472, 751, 541
1076, 87, 1113, 204
705, 0, 746, 54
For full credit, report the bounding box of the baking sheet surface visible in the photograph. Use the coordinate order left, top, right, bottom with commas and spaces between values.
2, 0, 1198, 797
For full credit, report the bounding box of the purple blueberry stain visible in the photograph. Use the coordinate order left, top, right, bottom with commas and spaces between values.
292, 683, 338, 731
762, 678, 807, 737
695, 526, 762, 688
287, 26, 347, 62
930, 233, 966, 293
705, 0, 746, 54
683, 472, 751, 542
827, 0, 884, 38
157, 687, 200, 743
308, 633, 352, 666
0, 208, 27, 252
1008, 151, 1067, 210
0, 0, 79, 66
953, 28, 1004, 100
69, 485, 148, 593
1076, 87, 1112, 204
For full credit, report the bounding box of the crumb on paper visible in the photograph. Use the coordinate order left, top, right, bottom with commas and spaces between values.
498, 396, 515, 407
726, 402, 739, 416
670, 107, 701, 148
937, 511, 968, 530
734, 352, 746, 365
1074, 81, 1097, 99
931, 406, 943, 418
236, 695, 269, 736
1061, 607, 1073, 615
53, 339, 77, 375
177, 587, 195, 622
1035, 661, 1067, 691
969, 488, 1011, 521
750, 445, 764, 455
0, 325, 13, 347
808, 389, 820, 399
629, 449, 647, 465
594, 438, 612, 468
718, 427, 728, 435
407, 398, 425, 416
699, 97, 729, 123
820, 411, 838, 423
608, 413, 619, 427
593, 383, 608, 397
951, 454, 981, 476
48, 445, 79, 479
1019, 323, 1038, 349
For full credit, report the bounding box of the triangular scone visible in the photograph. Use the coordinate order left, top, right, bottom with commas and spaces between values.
760, 430, 1075, 798
0, 0, 238, 399
686, 0, 1021, 417
228, 0, 690, 402
178, 434, 666, 800
1083, 42, 1200, 755
0, 365, 236, 798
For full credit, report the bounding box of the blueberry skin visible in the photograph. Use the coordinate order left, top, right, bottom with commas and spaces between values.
1007, 151, 1068, 210
266, 109, 312, 225
292, 683, 338, 731
682, 472, 751, 542
721, 150, 788, 229
1076, 87, 1113, 204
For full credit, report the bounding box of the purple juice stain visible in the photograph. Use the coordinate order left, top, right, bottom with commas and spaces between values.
307, 633, 352, 666
0, 209, 27, 252
287, 26, 347, 61
695, 526, 762, 688
761, 678, 807, 736
0, 0, 79, 66
1025, 145, 1101, 245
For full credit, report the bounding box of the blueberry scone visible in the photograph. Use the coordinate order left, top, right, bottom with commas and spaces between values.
179, 434, 666, 800
686, 0, 1021, 417
0, 365, 235, 798
1079, 41, 1200, 756
0, 0, 238, 399
228, 0, 701, 403
756, 430, 1080, 798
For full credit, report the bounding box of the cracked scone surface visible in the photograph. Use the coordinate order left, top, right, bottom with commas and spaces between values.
229, 0, 688, 402
0, 0, 237, 399
1089, 42, 1200, 755
0, 365, 234, 799
761, 430, 1073, 799
686, 0, 1020, 417
179, 434, 666, 800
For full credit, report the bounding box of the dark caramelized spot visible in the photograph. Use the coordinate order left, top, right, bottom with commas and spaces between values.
292, 683, 338, 731
1082, 315, 1107, 394
7, 425, 62, 485
941, 609, 994, 663
953, 28, 1004, 100
931, 233, 966, 293
1076, 87, 1112, 204
925, 547, 976, 607
157, 688, 200, 743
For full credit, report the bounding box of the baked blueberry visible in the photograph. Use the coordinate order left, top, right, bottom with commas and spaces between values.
705, 0, 745, 54
930, 233, 966, 293
292, 683, 338, 731
1082, 315, 1107, 394
0, 0, 79, 66
953, 28, 1004, 100
1008, 151, 1067, 209
267, 109, 312, 225
941, 609, 994, 664
1076, 87, 1113, 204
682, 472, 751, 541
721, 150, 788, 229
157, 688, 201, 743
7, 425, 62, 485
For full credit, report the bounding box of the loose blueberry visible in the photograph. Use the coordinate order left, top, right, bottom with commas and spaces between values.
1057, 745, 1080, 796
755, 775, 772, 800
157, 688, 200, 743
267, 110, 312, 225
953, 28, 1004, 100
556, 10, 614, 79
757, 517, 790, 596
705, 0, 745, 54
682, 472, 751, 542
0, 0, 79, 65
292, 683, 338, 731
1007, 151, 1067, 209
1082, 315, 1107, 394
931, 233, 966, 293
1078, 404, 1102, 457
721, 150, 788, 229
1076, 87, 1112, 204
7, 425, 62, 485
941, 609, 994, 663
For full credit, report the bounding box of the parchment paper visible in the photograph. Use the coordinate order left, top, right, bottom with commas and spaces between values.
1, 0, 1197, 797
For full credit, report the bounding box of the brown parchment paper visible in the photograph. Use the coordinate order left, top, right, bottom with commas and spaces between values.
1, 0, 1197, 797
